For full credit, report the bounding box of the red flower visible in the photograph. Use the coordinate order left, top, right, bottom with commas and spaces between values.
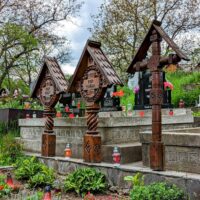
112, 90, 124, 97
164, 82, 174, 90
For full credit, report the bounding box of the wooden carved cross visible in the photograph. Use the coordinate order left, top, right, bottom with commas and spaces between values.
127, 20, 189, 170
31, 57, 69, 157
67, 40, 123, 163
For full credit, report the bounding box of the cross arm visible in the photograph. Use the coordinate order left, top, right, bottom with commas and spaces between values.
132, 54, 181, 73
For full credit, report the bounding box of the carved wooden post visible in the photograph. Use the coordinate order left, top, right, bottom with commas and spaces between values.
84, 103, 101, 162
42, 106, 56, 156
31, 57, 68, 157
127, 20, 189, 171
149, 30, 164, 170
68, 40, 123, 163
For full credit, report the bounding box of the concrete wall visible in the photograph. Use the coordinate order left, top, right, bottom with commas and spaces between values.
140, 127, 200, 174
18, 109, 196, 159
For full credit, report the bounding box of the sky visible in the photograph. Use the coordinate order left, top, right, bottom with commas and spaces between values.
55, 0, 103, 75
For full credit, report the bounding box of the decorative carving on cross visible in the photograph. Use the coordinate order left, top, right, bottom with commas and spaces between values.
127, 20, 189, 171
31, 57, 69, 157
67, 40, 123, 163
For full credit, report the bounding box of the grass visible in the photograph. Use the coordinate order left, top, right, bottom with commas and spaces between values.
166, 71, 200, 107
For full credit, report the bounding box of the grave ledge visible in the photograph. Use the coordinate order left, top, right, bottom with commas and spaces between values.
24, 152, 200, 200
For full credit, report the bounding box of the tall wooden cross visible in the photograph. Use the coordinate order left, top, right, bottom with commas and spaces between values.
127, 20, 189, 170
68, 40, 123, 163
31, 57, 68, 157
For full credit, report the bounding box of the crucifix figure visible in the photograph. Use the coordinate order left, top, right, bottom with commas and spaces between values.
127, 20, 189, 170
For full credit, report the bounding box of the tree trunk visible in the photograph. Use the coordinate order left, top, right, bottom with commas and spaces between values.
0, 69, 9, 89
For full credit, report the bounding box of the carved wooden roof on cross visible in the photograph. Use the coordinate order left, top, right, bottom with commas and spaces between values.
127, 20, 189, 74
31, 57, 68, 98
68, 40, 123, 93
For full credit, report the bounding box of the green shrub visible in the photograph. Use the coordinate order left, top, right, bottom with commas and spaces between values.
130, 182, 188, 200
125, 173, 189, 200
15, 157, 55, 188
117, 85, 135, 108
0, 132, 23, 166
64, 167, 108, 197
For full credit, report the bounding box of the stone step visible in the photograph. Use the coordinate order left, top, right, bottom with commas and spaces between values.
102, 142, 142, 164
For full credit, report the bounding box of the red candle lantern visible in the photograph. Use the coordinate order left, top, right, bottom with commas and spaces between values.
65, 104, 70, 112
69, 113, 74, 118
84, 192, 95, 200
139, 111, 145, 117
112, 147, 121, 167
169, 109, 174, 116
43, 186, 52, 200
6, 173, 14, 188
179, 99, 185, 108
6, 173, 20, 191
56, 111, 62, 118
77, 101, 81, 109
64, 143, 72, 159
26, 113, 30, 119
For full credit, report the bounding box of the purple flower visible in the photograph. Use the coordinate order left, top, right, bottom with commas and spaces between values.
134, 86, 140, 94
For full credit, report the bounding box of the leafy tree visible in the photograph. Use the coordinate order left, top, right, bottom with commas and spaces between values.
0, 0, 83, 89
90, 0, 200, 77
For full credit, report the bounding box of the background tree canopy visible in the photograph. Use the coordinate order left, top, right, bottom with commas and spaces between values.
0, 0, 83, 91
90, 0, 200, 79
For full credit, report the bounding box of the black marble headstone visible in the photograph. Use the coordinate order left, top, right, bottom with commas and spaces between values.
134, 71, 172, 110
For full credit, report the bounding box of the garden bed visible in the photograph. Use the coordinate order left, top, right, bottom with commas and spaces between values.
0, 166, 129, 200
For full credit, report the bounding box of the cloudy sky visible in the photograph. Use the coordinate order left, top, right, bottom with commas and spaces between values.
56, 0, 103, 75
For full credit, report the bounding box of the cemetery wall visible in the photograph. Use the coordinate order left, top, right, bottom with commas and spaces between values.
141, 127, 200, 174
18, 109, 196, 159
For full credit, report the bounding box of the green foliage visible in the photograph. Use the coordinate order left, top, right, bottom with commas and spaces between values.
15, 157, 55, 188
0, 98, 23, 109
0, 174, 6, 186
0, 174, 12, 198
130, 182, 188, 200
117, 85, 135, 109
0, 132, 23, 166
0, 97, 42, 110
0, 23, 38, 50
64, 167, 108, 197
2, 78, 30, 95
124, 173, 144, 187
166, 71, 200, 107
125, 173, 189, 200
25, 192, 43, 200
193, 111, 200, 117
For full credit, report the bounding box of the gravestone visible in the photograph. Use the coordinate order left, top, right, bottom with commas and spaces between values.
31, 57, 68, 156
68, 40, 123, 162
134, 71, 172, 109
100, 85, 121, 111
127, 20, 189, 170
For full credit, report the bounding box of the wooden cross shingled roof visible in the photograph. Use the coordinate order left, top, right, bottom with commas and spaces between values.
31, 57, 68, 98
68, 40, 123, 93
127, 20, 189, 74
